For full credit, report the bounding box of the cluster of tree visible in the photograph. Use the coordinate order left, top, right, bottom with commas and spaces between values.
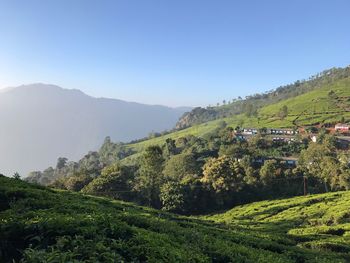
38, 123, 350, 215
175, 66, 350, 129
298, 135, 350, 192
26, 137, 135, 186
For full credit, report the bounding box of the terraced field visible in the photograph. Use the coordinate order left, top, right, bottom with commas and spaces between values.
127, 76, 350, 153
205, 191, 350, 262
1, 176, 350, 262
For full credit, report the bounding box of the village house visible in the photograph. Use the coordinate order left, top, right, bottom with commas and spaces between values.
235, 134, 246, 141
280, 157, 298, 166
242, 128, 258, 135
311, 135, 317, 143
335, 123, 349, 132
269, 128, 298, 135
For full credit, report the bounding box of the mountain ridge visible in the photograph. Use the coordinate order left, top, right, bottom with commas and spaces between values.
2, 83, 190, 109
0, 84, 190, 176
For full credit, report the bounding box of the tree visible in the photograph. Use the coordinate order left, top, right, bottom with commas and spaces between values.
259, 160, 278, 185
163, 153, 199, 181
279, 105, 288, 120
82, 164, 135, 201
249, 135, 268, 150
99, 137, 134, 165
298, 142, 333, 192
328, 90, 337, 99
65, 173, 93, 192
243, 103, 257, 117
134, 146, 164, 208
160, 182, 184, 212
25, 171, 43, 184
56, 157, 68, 170
217, 120, 228, 130
78, 151, 103, 177
240, 156, 258, 186
201, 155, 244, 193
162, 138, 177, 158
12, 172, 20, 180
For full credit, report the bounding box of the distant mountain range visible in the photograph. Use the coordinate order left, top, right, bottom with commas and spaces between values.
0, 84, 190, 176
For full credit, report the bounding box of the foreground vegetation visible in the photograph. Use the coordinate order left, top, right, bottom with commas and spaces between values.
205, 190, 350, 261
1, 175, 349, 262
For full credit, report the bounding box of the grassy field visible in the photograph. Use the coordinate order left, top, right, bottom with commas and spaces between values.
1, 175, 349, 262
127, 76, 350, 153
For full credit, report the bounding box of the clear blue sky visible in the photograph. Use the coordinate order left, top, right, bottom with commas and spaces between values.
0, 0, 349, 107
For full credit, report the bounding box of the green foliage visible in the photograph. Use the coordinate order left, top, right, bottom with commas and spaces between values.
205, 190, 350, 263
34, 120, 350, 214
175, 66, 350, 129
127, 67, 350, 156
259, 159, 278, 185
64, 173, 93, 191
1, 176, 349, 262
99, 136, 134, 164
278, 105, 288, 120
82, 164, 135, 201
134, 146, 165, 208
12, 172, 20, 180
163, 153, 200, 181
201, 155, 244, 193
160, 181, 184, 212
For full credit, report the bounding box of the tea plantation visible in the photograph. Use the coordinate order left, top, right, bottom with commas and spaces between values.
127, 76, 350, 154
1, 175, 349, 262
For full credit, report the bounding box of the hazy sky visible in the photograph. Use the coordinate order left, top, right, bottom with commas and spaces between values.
0, 0, 349, 107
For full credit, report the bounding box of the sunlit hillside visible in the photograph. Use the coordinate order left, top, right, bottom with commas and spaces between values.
1, 176, 349, 262
127, 74, 350, 153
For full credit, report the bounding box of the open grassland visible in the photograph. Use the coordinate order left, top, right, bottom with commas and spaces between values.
1, 176, 349, 262
128, 77, 350, 153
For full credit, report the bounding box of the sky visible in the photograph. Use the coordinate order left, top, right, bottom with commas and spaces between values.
0, 0, 349, 107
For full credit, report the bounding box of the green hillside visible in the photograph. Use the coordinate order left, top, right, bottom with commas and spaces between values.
205, 191, 350, 261
259, 77, 350, 126
128, 75, 350, 153
1, 176, 349, 262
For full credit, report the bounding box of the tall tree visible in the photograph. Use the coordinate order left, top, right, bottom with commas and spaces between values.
134, 146, 165, 208
201, 155, 244, 193
279, 105, 288, 120
82, 164, 134, 201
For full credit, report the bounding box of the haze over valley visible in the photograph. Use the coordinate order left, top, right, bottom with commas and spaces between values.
0, 83, 189, 176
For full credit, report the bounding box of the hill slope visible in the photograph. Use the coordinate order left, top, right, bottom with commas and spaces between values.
1, 176, 349, 262
127, 69, 350, 153
176, 66, 350, 129
205, 191, 350, 260
0, 84, 189, 176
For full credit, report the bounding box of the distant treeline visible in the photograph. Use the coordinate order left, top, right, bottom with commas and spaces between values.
26, 124, 350, 214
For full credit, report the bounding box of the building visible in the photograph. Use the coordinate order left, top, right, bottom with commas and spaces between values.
272, 137, 296, 143
335, 123, 349, 132
278, 157, 298, 167
311, 135, 317, 143
235, 134, 246, 141
242, 128, 258, 135
269, 128, 298, 135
